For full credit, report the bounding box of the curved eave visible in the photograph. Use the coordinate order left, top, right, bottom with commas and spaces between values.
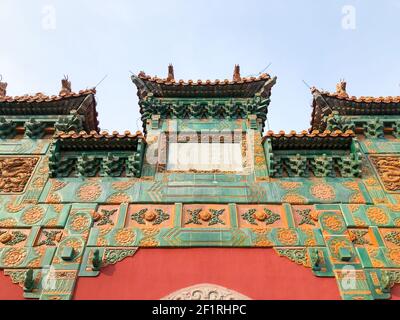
54, 130, 145, 151
131, 73, 277, 99
263, 129, 355, 150
0, 91, 99, 132
310, 88, 400, 131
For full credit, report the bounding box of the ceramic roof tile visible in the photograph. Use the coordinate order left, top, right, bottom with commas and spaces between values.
310, 82, 400, 131
0, 89, 96, 103
132, 68, 276, 99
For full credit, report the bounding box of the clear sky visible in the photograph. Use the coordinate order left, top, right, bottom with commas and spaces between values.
1, 0, 400, 133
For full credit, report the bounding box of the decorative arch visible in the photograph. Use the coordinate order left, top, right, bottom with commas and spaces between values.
162, 283, 251, 300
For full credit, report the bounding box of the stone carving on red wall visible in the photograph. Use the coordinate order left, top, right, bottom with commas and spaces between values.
162, 283, 251, 300
0, 157, 39, 193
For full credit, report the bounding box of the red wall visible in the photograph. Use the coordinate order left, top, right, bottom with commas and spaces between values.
0, 272, 24, 300
75, 248, 341, 300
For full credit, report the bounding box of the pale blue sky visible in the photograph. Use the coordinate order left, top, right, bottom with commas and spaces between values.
1, 0, 400, 133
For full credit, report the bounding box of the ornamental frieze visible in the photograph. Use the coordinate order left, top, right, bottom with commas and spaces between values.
1, 201, 400, 299
371, 156, 400, 192
0, 157, 39, 193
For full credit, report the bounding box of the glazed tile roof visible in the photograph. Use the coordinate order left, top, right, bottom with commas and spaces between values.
54, 130, 145, 151
132, 68, 277, 99
311, 84, 400, 131
0, 89, 99, 132
263, 130, 355, 150
0, 89, 96, 103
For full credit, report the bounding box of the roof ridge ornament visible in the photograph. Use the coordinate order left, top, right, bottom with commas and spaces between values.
0, 75, 7, 97
167, 64, 175, 82
233, 64, 241, 82
335, 79, 348, 97
60, 75, 72, 95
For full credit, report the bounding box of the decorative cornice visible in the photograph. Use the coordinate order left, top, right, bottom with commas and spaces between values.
310, 83, 400, 131
0, 89, 99, 132
132, 68, 277, 99
53, 130, 145, 150
263, 130, 355, 150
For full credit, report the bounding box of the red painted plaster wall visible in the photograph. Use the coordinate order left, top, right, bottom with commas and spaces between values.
74, 248, 341, 300
0, 272, 24, 300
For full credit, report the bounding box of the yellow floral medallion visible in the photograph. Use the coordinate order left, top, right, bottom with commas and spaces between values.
21, 206, 45, 225
114, 229, 136, 246
276, 229, 298, 245
2, 248, 27, 267
77, 182, 102, 201
310, 183, 335, 200
321, 214, 344, 232
366, 207, 389, 225
69, 215, 90, 232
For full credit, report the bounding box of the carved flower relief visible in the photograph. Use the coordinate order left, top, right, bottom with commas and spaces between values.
321, 214, 346, 233
183, 205, 227, 227
76, 182, 102, 202
240, 206, 281, 227
130, 206, 171, 227
21, 206, 45, 225
199, 210, 212, 222
276, 229, 299, 246
366, 207, 389, 225
114, 229, 136, 246
1, 248, 27, 267
310, 183, 336, 201
69, 214, 91, 232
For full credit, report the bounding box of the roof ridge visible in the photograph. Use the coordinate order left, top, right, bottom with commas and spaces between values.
137, 71, 271, 86
0, 88, 96, 103
264, 129, 355, 138
311, 87, 400, 103
55, 130, 144, 139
